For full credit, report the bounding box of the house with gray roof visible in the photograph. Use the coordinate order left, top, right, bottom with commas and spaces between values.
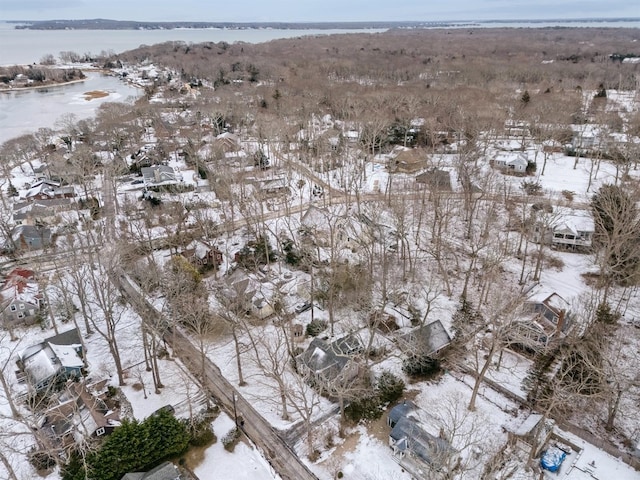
141, 165, 181, 186
17, 328, 84, 393
387, 401, 459, 477
121, 461, 181, 480
296, 335, 363, 391
9, 224, 52, 251
397, 320, 452, 357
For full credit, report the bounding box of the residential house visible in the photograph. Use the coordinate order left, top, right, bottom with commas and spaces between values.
13, 198, 74, 226
571, 129, 597, 152
388, 147, 427, 173
504, 120, 531, 138
141, 165, 182, 186
387, 401, 458, 476
213, 132, 241, 153
221, 269, 272, 319
296, 335, 363, 391
180, 240, 223, 270
39, 379, 121, 449
300, 205, 396, 254
0, 268, 43, 327
492, 153, 529, 174
299, 205, 333, 247
17, 328, 84, 393
397, 320, 452, 357
23, 179, 75, 201
121, 462, 181, 480
257, 177, 289, 196
510, 286, 572, 351
10, 224, 53, 251
533, 209, 594, 251
415, 168, 452, 192
345, 130, 359, 143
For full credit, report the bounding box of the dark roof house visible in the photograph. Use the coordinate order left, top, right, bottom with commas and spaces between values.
387, 401, 459, 477
10, 225, 53, 251
17, 328, 84, 393
141, 165, 181, 186
39, 379, 121, 450
121, 461, 181, 480
415, 168, 452, 191
397, 320, 452, 357
296, 335, 363, 390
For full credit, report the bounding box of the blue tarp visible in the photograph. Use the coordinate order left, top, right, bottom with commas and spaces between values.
541, 446, 567, 472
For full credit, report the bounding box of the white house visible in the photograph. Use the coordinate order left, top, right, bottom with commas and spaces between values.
534, 208, 594, 251
492, 153, 529, 174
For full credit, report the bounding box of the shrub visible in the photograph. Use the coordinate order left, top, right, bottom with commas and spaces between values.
344, 394, 384, 422
595, 302, 619, 325
402, 354, 441, 379
222, 427, 241, 452
561, 190, 575, 202
188, 417, 216, 447
376, 371, 405, 404
306, 319, 328, 337
29, 449, 57, 471
521, 180, 543, 196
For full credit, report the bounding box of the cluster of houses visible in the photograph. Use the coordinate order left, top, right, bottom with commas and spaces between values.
5, 175, 82, 253
13, 328, 122, 454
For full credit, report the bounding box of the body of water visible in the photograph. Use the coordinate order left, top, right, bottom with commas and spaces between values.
0, 71, 141, 144
0, 23, 387, 66
0, 19, 637, 146
0, 23, 386, 146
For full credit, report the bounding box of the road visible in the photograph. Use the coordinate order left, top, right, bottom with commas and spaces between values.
116, 272, 318, 480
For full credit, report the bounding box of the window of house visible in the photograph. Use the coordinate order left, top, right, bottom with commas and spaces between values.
17, 312, 24, 319
19, 304, 25, 310
96, 427, 105, 436
10, 305, 17, 311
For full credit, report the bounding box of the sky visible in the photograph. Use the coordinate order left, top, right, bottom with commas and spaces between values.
1, 0, 638, 23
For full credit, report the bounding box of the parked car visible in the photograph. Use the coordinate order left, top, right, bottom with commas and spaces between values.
294, 302, 312, 314
152, 404, 175, 416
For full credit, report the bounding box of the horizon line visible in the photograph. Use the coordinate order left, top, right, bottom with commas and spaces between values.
3, 17, 640, 24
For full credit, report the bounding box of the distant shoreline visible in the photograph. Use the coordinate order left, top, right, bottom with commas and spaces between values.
7, 17, 640, 31
0, 77, 86, 93
9, 19, 458, 30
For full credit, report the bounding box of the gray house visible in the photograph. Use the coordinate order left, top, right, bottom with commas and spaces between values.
9, 225, 52, 251
141, 165, 181, 186
387, 401, 458, 475
0, 268, 43, 327
121, 462, 181, 480
17, 328, 84, 393
296, 335, 363, 390
397, 320, 452, 357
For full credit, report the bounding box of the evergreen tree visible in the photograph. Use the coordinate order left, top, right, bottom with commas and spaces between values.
64, 410, 190, 480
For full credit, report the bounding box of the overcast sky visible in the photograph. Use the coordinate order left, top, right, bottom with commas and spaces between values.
1, 0, 638, 22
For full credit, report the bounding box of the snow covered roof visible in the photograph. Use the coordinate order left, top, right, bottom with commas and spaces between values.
399, 320, 452, 356
18, 328, 84, 390
141, 165, 180, 185
550, 209, 594, 235
0, 268, 40, 306
48, 343, 84, 369
524, 284, 568, 309
22, 347, 57, 386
